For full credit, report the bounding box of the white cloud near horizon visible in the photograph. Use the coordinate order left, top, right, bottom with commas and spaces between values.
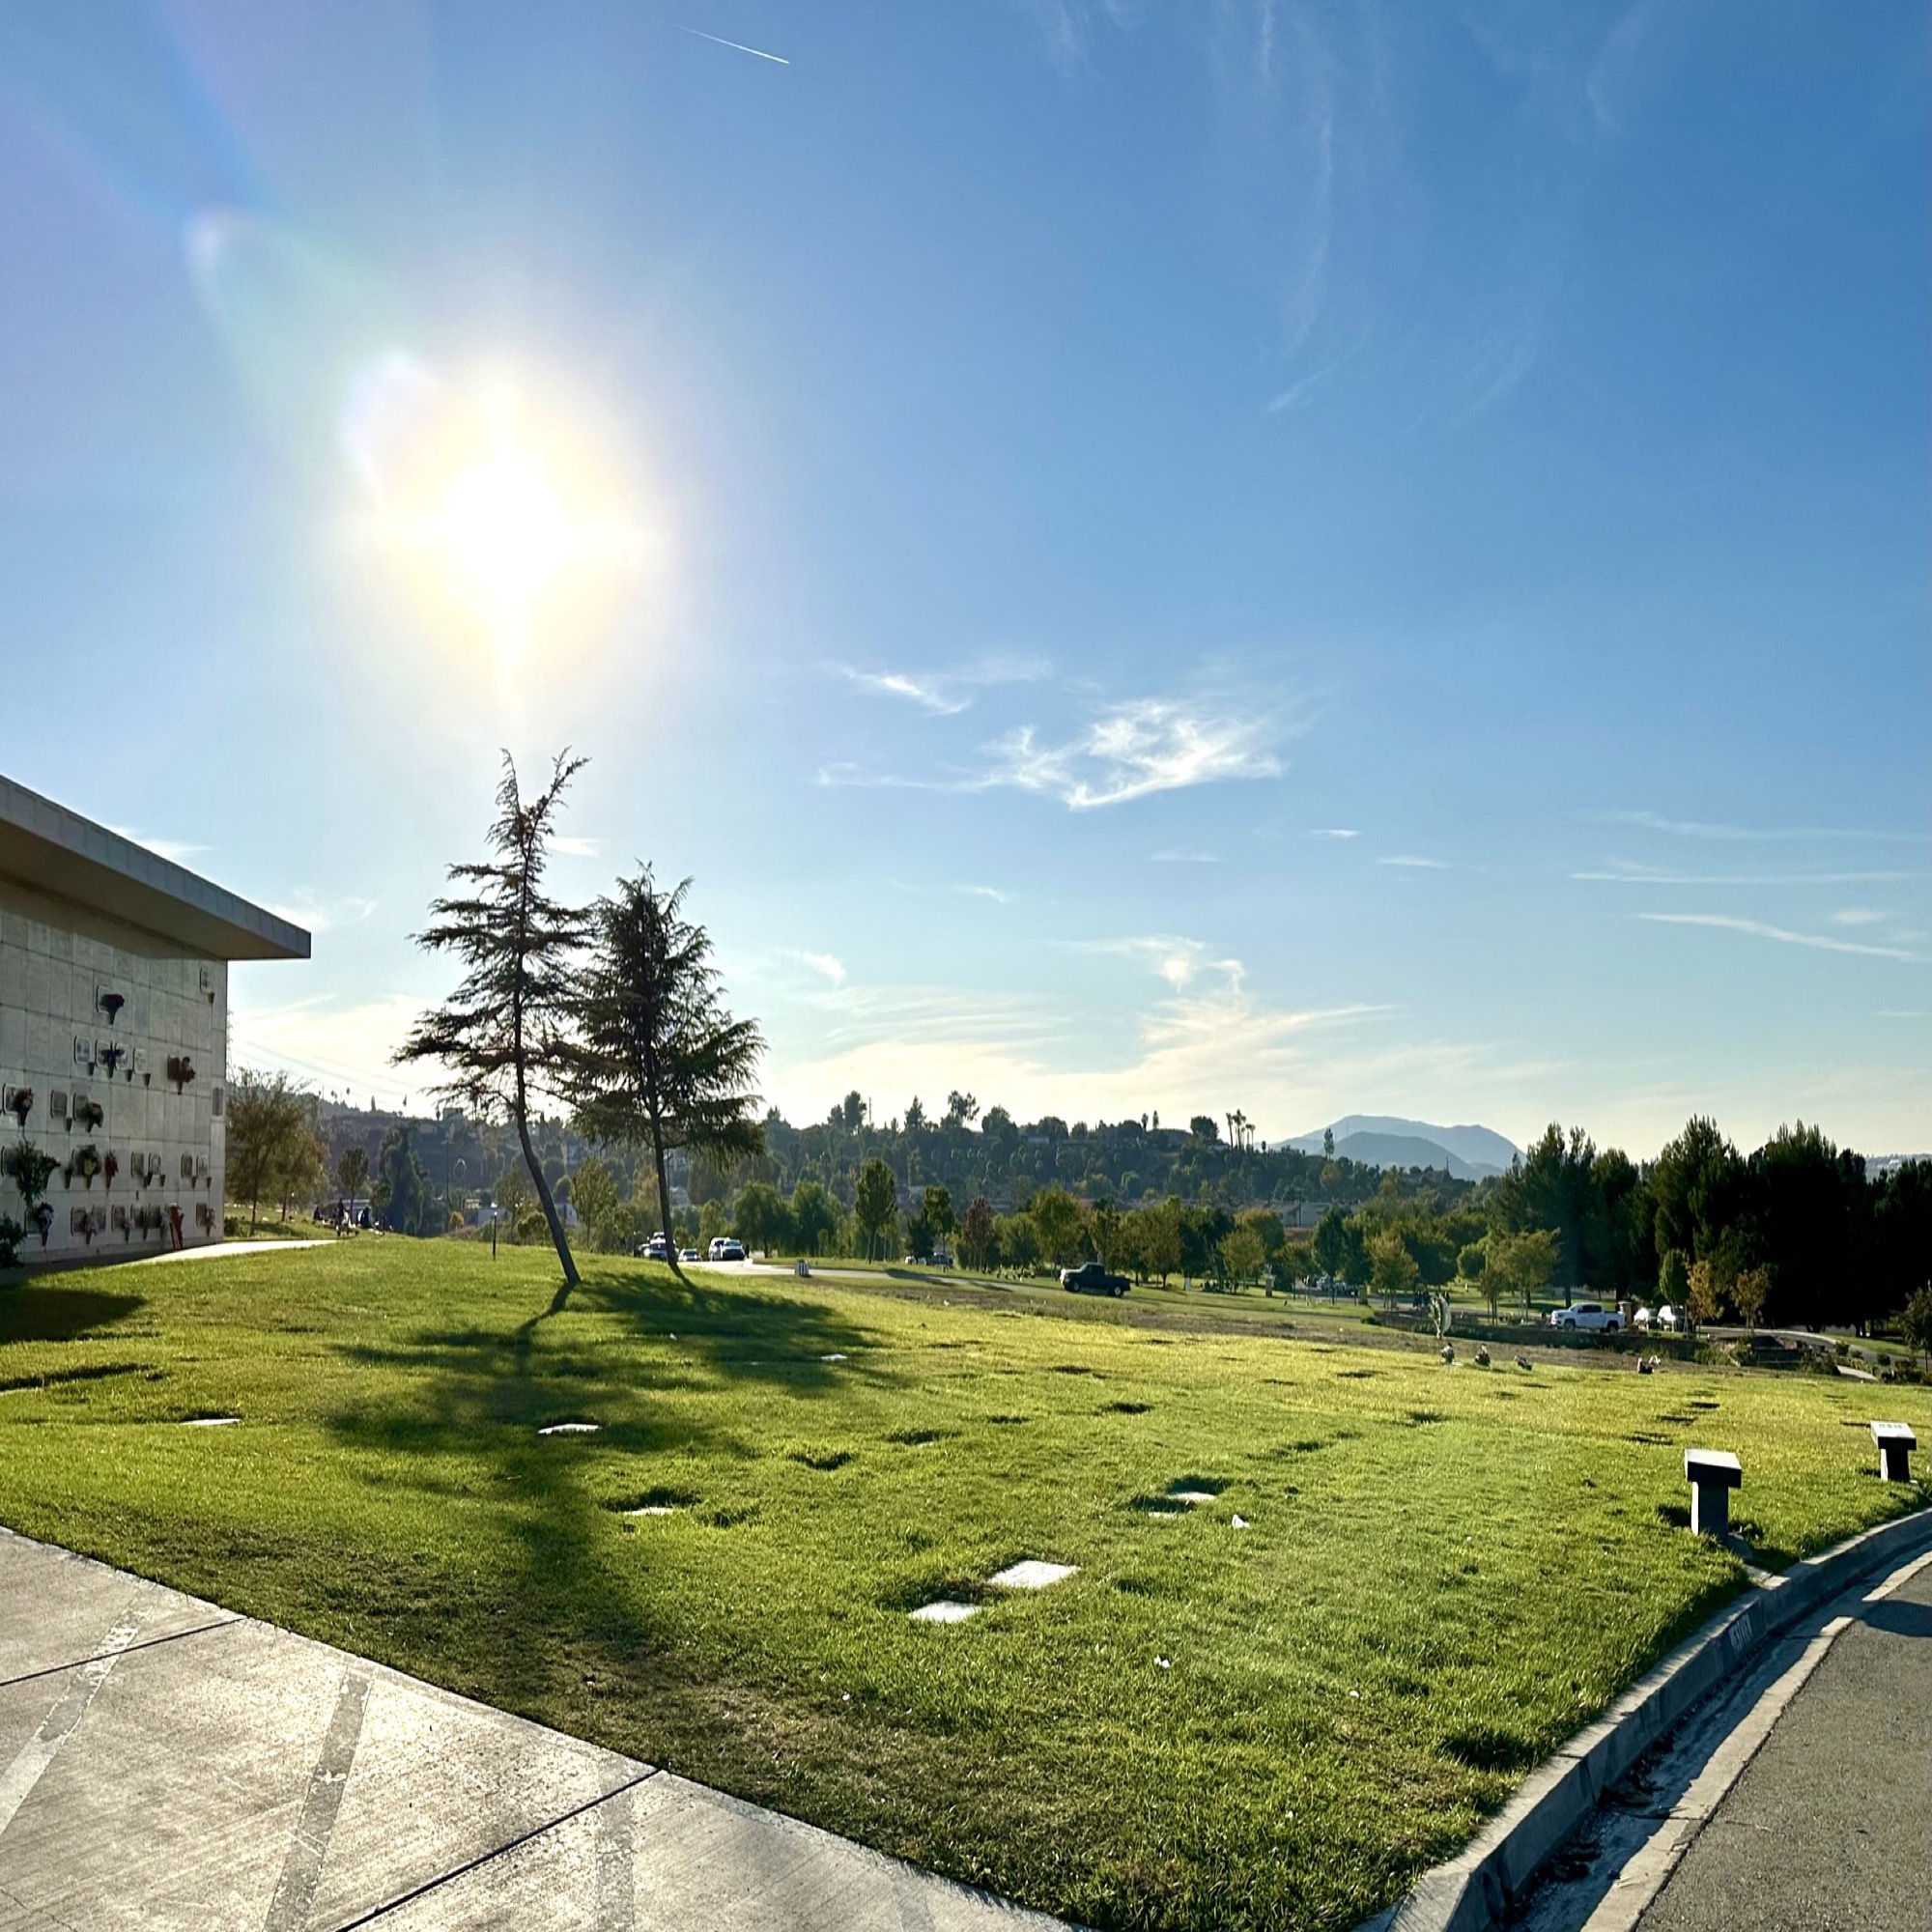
799, 951, 847, 984
1378, 854, 1450, 869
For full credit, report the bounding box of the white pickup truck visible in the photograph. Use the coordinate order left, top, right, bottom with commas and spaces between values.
1548, 1299, 1621, 1332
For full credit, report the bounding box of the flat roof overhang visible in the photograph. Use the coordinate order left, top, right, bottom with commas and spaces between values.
0, 774, 310, 962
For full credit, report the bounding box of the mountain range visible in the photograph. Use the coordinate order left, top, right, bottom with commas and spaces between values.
1285, 1115, 1521, 1182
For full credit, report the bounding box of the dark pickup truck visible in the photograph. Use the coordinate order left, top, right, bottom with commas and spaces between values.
1060, 1261, 1130, 1297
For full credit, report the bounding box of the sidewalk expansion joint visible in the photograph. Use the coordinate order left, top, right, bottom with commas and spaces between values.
0, 1615, 242, 1690
324, 1767, 663, 1931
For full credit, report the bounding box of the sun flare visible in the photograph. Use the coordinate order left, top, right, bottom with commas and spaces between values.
345, 357, 652, 664
438, 453, 576, 618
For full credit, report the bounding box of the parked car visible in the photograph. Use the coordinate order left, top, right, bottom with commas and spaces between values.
1061, 1260, 1130, 1297
1549, 1300, 1621, 1332
1632, 1304, 1654, 1328
716, 1238, 746, 1262
636, 1233, 671, 1262
1655, 1303, 1683, 1331
678, 1246, 701, 1264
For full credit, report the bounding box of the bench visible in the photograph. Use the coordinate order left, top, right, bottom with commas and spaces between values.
1870, 1422, 1917, 1484
1684, 1448, 1742, 1536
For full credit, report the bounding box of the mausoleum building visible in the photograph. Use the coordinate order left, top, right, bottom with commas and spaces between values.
0, 775, 308, 1264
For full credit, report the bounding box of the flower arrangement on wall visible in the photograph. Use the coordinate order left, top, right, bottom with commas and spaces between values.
97, 990, 126, 1025
3, 1141, 61, 1222
5, 1089, 31, 1128
167, 1056, 196, 1094
73, 1096, 104, 1133
67, 1144, 103, 1189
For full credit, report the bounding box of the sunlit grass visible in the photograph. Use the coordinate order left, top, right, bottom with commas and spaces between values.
0, 1243, 1920, 1931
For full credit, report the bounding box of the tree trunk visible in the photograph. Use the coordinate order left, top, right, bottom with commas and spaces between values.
515, 1101, 579, 1291
650, 1117, 685, 1283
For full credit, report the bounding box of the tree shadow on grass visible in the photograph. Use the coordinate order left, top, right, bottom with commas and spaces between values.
317, 1260, 899, 1723
0, 1286, 145, 1344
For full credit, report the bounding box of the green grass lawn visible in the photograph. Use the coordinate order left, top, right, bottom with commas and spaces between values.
0, 1243, 1922, 1931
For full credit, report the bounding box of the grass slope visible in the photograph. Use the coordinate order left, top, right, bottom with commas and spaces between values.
0, 1243, 1921, 1930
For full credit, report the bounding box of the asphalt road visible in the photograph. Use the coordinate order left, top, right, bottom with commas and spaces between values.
1634, 1556, 1932, 1932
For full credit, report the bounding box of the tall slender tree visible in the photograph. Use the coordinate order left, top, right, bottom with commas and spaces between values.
397, 752, 587, 1289
570, 868, 763, 1280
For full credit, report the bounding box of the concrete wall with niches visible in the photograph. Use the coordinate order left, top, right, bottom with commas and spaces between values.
0, 875, 226, 1262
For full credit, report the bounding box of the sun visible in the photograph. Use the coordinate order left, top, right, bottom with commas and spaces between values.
346, 359, 651, 664
437, 451, 577, 621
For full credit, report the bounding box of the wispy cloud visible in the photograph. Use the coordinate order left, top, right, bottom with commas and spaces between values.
843, 670, 973, 716
550, 835, 600, 857
1067, 934, 1215, 989
1637, 913, 1930, 965
678, 25, 789, 65
1311, 827, 1359, 839
1575, 861, 1918, 886
954, 883, 1014, 904
1378, 853, 1451, 870
820, 691, 1289, 810
838, 655, 1048, 717
986, 696, 1286, 810
1151, 849, 1222, 865
1585, 810, 1931, 845
1829, 908, 1887, 927
799, 951, 847, 985
110, 826, 206, 866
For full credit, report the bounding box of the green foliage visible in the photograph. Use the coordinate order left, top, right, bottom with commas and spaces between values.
1219, 1223, 1267, 1286
0, 1215, 20, 1268
995, 1211, 1040, 1272
225, 1071, 327, 1232
788, 1180, 840, 1257
3, 1140, 61, 1212
1028, 1185, 1086, 1267
1657, 1247, 1690, 1307
732, 1179, 794, 1256
571, 867, 765, 1280
852, 1159, 898, 1260
567, 1158, 622, 1251
334, 1145, 369, 1204
1731, 1264, 1771, 1333
377, 1125, 429, 1236
1901, 1284, 1932, 1365
398, 750, 588, 1286
957, 1196, 996, 1269
1484, 1229, 1559, 1315
1368, 1229, 1422, 1302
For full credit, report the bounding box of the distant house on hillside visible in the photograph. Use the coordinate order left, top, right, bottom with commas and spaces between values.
0, 776, 308, 1264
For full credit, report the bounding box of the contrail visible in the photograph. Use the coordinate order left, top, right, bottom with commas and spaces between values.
679, 25, 789, 64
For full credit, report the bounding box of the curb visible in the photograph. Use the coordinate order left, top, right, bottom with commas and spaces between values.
1355, 1503, 1932, 1932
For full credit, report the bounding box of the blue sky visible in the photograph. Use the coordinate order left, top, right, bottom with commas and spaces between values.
2, 1, 1925, 1156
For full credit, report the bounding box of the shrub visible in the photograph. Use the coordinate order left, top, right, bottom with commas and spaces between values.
0, 1214, 21, 1269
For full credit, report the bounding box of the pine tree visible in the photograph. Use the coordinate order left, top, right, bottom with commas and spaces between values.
397, 752, 587, 1290
569, 869, 763, 1280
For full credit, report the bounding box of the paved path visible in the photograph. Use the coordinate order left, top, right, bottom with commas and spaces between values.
0, 1528, 1062, 1930
1513, 1542, 1932, 1932
132, 1238, 339, 1265
1632, 1551, 1931, 1932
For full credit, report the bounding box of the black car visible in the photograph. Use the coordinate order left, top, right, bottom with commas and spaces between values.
1060, 1260, 1130, 1297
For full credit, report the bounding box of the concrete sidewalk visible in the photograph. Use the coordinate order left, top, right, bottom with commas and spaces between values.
0, 1528, 1063, 1930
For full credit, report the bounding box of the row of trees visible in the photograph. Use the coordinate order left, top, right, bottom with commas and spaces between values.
1294, 1120, 1930, 1332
